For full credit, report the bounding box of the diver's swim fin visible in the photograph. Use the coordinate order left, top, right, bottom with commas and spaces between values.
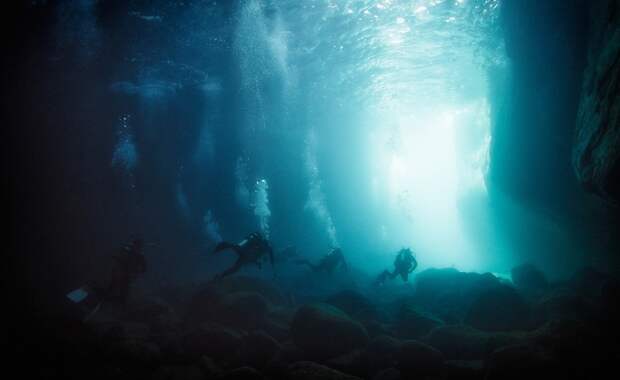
66, 285, 103, 321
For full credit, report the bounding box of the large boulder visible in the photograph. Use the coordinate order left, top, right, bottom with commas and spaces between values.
291, 303, 369, 360
413, 269, 502, 322
239, 331, 281, 369
569, 266, 610, 298
441, 360, 485, 379
394, 305, 443, 339
364, 335, 401, 367
325, 290, 380, 322
182, 323, 242, 362
218, 367, 265, 380
533, 293, 596, 324
511, 264, 548, 293
186, 287, 270, 330
153, 365, 204, 380
397, 340, 444, 377
485, 344, 555, 380
287, 361, 362, 380
371, 368, 401, 380
218, 292, 270, 329
423, 324, 525, 360
214, 276, 286, 305
325, 350, 365, 377
465, 285, 531, 331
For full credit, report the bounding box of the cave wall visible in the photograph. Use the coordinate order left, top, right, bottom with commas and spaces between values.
493, 0, 589, 213
488, 0, 620, 274
573, 0, 620, 203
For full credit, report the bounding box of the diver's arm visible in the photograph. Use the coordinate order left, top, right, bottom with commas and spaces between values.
409, 257, 418, 273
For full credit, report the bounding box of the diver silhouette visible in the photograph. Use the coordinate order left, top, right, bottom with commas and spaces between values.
107, 236, 147, 304
66, 236, 147, 320
296, 247, 348, 275
375, 248, 418, 285
212, 232, 274, 279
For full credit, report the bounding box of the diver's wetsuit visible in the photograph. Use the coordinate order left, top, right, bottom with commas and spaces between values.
213, 232, 274, 278
376, 248, 417, 285
108, 238, 147, 304
297, 248, 348, 275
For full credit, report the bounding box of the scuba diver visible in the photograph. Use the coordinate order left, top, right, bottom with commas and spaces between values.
212, 232, 274, 279
107, 236, 147, 304
375, 248, 418, 286
66, 236, 147, 319
296, 247, 348, 275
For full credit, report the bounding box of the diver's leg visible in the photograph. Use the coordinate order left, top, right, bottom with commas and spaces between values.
294, 259, 318, 272
213, 241, 237, 254
217, 258, 244, 279
375, 270, 389, 285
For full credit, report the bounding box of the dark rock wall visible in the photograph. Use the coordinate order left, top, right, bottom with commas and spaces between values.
493, 0, 588, 212
486, 0, 620, 273
574, 0, 620, 203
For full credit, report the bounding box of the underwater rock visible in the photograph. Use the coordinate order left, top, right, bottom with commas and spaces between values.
277, 342, 306, 364
182, 323, 242, 362
262, 305, 295, 341
125, 296, 181, 334
186, 287, 270, 330
573, 0, 620, 203
531, 318, 601, 362
396, 340, 444, 377
287, 361, 362, 380
112, 338, 162, 365
325, 350, 365, 377
325, 290, 380, 322
239, 331, 281, 369
422, 325, 487, 360
511, 264, 548, 292
601, 278, 620, 319
290, 303, 369, 360
533, 293, 596, 324
485, 344, 555, 380
363, 320, 394, 338
464, 285, 531, 331
361, 335, 402, 377
153, 365, 204, 380
214, 276, 286, 305
218, 366, 265, 380
414, 269, 502, 322
200, 355, 224, 378
441, 360, 485, 380
394, 305, 444, 339
422, 325, 525, 360
366, 335, 401, 359
569, 266, 610, 298
371, 368, 401, 380
219, 292, 270, 329
91, 321, 151, 341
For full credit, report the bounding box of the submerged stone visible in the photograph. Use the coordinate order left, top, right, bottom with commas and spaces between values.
394, 305, 444, 339
511, 264, 548, 292
287, 361, 363, 380
291, 303, 369, 360
397, 340, 444, 377
465, 285, 531, 332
